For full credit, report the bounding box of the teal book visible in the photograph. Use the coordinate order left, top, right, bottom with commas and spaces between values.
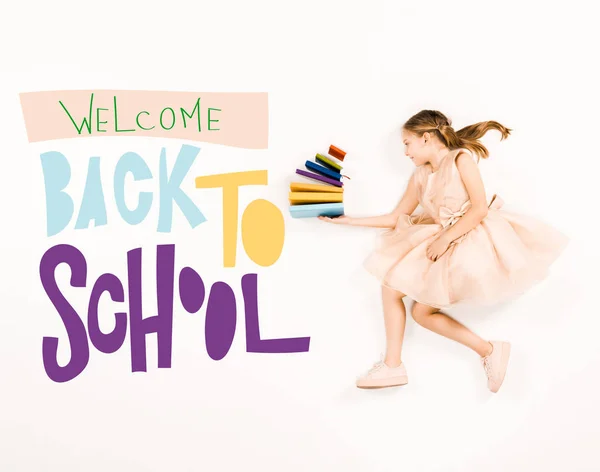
289, 202, 344, 218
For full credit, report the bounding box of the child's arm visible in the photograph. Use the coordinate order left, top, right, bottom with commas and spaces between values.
319, 173, 420, 228
436, 152, 489, 244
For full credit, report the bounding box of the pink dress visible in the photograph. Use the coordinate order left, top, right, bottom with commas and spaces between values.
363, 148, 569, 309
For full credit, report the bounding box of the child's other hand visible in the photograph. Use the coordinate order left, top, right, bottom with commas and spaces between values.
318, 215, 351, 225
426, 236, 450, 262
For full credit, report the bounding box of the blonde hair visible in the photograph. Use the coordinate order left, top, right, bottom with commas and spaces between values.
402, 109, 512, 161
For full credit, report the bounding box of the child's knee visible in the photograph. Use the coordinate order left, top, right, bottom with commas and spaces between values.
382, 285, 406, 300
411, 303, 433, 325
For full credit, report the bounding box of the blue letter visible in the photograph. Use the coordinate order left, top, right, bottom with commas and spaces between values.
158, 145, 206, 232
114, 152, 153, 225
75, 157, 107, 229
40, 151, 74, 237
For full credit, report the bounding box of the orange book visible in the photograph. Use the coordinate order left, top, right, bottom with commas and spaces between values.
289, 192, 344, 204
328, 144, 346, 161
289, 182, 344, 193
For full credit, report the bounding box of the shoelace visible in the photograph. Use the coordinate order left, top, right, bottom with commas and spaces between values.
368, 361, 385, 375
359, 354, 386, 378
482, 356, 492, 379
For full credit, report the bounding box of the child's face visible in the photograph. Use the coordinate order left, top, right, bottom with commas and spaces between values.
402, 130, 428, 167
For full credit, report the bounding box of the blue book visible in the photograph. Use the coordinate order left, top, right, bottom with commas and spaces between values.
289, 202, 344, 218
305, 160, 342, 181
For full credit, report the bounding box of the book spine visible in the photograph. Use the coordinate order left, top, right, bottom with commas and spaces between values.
289, 203, 344, 218
289, 182, 344, 193
315, 153, 343, 171
305, 161, 342, 180
328, 145, 346, 161
289, 192, 344, 203
295, 169, 343, 187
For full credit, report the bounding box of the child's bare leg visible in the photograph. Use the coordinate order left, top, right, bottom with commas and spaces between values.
381, 285, 407, 367
411, 302, 493, 357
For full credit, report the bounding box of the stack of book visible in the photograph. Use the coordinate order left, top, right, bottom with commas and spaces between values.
289, 145, 348, 218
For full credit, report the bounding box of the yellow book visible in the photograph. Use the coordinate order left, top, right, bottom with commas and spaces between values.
289, 192, 344, 204
289, 182, 344, 193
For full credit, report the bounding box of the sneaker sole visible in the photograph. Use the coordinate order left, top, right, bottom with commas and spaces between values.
356, 377, 408, 389
492, 342, 511, 393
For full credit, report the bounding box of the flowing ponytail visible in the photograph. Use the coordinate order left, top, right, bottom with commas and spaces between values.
403, 110, 512, 161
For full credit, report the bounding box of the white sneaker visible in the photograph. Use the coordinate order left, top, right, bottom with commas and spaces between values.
356, 356, 408, 389
481, 341, 511, 393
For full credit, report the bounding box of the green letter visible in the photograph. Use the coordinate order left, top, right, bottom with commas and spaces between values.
114, 96, 135, 133
136, 111, 155, 130
96, 108, 109, 132
59, 93, 94, 134
208, 108, 221, 131
180, 98, 201, 131
160, 107, 176, 130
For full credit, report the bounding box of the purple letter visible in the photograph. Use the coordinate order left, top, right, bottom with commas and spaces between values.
39, 244, 90, 382
205, 282, 236, 360
178, 267, 205, 313
128, 245, 174, 372
88, 273, 127, 353
242, 274, 310, 353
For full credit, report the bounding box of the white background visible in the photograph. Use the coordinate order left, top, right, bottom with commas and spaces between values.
2, 1, 599, 471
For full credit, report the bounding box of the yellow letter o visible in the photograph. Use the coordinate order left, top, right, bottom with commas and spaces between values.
241, 199, 285, 267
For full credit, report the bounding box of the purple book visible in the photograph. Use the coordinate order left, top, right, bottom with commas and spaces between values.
295, 169, 343, 188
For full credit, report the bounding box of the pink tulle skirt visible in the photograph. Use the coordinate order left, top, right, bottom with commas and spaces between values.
363, 205, 569, 309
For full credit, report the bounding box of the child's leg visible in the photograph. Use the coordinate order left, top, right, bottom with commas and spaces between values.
411, 302, 493, 357
381, 285, 407, 367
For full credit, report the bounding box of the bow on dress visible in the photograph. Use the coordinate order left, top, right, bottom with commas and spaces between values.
439, 200, 472, 228
437, 194, 504, 246
439, 194, 504, 229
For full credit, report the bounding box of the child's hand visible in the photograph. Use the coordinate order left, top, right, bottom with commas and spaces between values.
318, 215, 352, 225
426, 236, 451, 262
